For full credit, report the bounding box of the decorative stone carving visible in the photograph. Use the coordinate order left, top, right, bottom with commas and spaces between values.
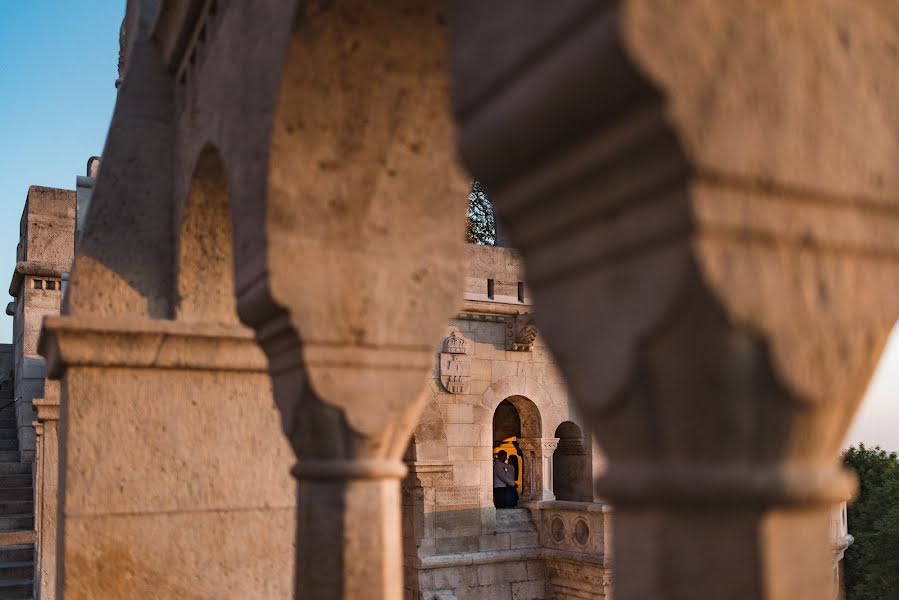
517, 437, 560, 502
506, 313, 538, 351
440, 332, 471, 394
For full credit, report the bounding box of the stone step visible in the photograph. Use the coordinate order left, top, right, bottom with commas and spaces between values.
0, 504, 32, 518
0, 442, 17, 452
0, 490, 31, 503
0, 546, 32, 564
0, 465, 28, 476
0, 477, 29, 490
0, 578, 32, 599
0, 455, 18, 465
0, 516, 33, 534
0, 561, 33, 581
496, 508, 536, 532
0, 532, 35, 547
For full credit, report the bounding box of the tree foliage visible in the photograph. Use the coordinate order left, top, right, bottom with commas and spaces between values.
466, 180, 495, 245
842, 444, 899, 600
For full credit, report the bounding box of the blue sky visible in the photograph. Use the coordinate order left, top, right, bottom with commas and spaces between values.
0, 2, 895, 449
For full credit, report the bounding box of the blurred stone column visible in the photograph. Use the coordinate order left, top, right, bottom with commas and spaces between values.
233, 2, 469, 598
451, 2, 898, 599
518, 438, 559, 502
33, 387, 59, 600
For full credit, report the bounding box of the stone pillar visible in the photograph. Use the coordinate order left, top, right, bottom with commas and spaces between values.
31, 421, 42, 538
40, 319, 297, 599
33, 390, 59, 600
232, 3, 469, 598
518, 438, 559, 502
451, 3, 898, 599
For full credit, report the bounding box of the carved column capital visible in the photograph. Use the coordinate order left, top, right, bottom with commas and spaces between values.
32, 397, 59, 424
518, 437, 560, 502
451, 2, 897, 599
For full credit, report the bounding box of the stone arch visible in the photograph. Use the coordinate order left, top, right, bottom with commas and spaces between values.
553, 421, 592, 502
484, 377, 557, 502
245, 7, 471, 595
481, 375, 552, 437
175, 145, 238, 324
494, 395, 541, 441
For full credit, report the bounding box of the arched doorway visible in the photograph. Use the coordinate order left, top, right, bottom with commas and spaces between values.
492, 396, 545, 505
552, 421, 592, 502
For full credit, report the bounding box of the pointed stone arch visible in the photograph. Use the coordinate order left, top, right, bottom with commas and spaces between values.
175, 145, 238, 324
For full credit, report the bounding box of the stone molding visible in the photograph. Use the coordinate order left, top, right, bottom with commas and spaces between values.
406, 461, 454, 476
517, 438, 561, 452
526, 500, 612, 514
39, 315, 266, 378
455, 310, 539, 351
9, 260, 69, 297
414, 546, 606, 570
482, 375, 553, 421
32, 398, 60, 423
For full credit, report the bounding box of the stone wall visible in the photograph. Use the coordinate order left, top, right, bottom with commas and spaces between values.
403, 245, 608, 600
11, 186, 75, 461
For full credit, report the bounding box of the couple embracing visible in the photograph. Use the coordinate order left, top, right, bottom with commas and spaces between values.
493, 450, 519, 508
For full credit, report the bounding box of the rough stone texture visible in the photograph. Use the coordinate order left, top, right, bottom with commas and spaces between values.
10, 186, 74, 463
404, 248, 606, 598
33, 386, 60, 600
23, 1, 892, 599
452, 2, 898, 599
48, 1, 470, 597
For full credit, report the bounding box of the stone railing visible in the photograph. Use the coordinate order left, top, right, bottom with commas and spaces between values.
526, 500, 613, 599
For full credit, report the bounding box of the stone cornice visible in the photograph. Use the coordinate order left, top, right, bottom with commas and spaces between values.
39, 316, 267, 379
524, 500, 611, 514
33, 398, 60, 422
415, 546, 606, 570
459, 300, 530, 317
405, 460, 454, 475
9, 260, 68, 297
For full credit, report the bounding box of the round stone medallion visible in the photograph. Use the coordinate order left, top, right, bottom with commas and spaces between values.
550, 515, 565, 542
573, 518, 590, 546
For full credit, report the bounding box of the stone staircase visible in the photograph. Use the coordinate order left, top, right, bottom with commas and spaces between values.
0, 406, 34, 600
495, 508, 540, 548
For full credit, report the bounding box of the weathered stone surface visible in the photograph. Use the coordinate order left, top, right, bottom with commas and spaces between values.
453, 2, 897, 599
62, 508, 294, 599
19, 2, 887, 599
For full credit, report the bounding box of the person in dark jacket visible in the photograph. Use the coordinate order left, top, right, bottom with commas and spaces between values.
493, 450, 516, 508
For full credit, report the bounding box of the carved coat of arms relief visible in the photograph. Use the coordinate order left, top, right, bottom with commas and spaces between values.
439, 331, 471, 394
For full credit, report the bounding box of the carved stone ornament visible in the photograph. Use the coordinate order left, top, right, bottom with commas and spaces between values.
506, 313, 538, 351
440, 331, 471, 394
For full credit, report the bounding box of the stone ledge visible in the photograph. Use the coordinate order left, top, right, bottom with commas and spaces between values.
415, 546, 606, 570
33, 398, 59, 422
9, 260, 68, 297
0, 530, 36, 546
39, 316, 266, 378
523, 500, 610, 514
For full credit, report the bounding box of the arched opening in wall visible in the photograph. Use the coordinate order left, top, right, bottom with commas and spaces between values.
553, 421, 592, 502
492, 396, 540, 508
176, 146, 238, 323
